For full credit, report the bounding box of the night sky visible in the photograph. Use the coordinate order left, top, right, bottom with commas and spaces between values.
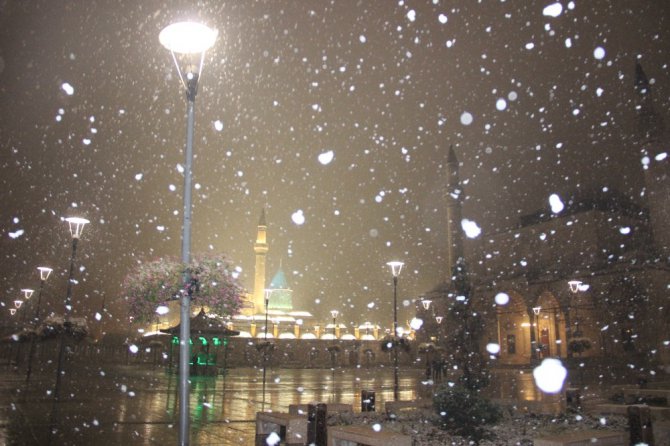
1, 0, 669, 333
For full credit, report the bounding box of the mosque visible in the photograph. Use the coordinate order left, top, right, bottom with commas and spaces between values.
228, 210, 382, 341
416, 63, 670, 374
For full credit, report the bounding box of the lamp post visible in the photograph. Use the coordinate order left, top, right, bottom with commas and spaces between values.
14, 289, 34, 366
262, 289, 272, 411
54, 217, 89, 400
567, 280, 583, 359
160, 21, 217, 446
532, 306, 542, 361
330, 310, 339, 338
26, 267, 52, 383
386, 260, 404, 401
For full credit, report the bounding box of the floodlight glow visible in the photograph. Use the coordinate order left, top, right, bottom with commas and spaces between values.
159, 22, 217, 54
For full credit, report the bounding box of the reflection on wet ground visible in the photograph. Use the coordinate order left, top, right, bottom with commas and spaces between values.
0, 361, 567, 445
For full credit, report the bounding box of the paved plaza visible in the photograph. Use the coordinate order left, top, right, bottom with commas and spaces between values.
0, 345, 572, 445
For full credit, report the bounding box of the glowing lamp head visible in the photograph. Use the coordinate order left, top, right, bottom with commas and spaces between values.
532, 306, 542, 316
568, 280, 583, 293
14, 300, 23, 309
159, 22, 217, 54
65, 217, 90, 239
21, 289, 34, 299
10, 309, 16, 316
330, 310, 339, 319
38, 266, 53, 281
421, 299, 432, 310
435, 316, 444, 324
386, 261, 404, 277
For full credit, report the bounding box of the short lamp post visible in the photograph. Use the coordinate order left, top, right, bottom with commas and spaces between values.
387, 260, 404, 401
567, 280, 583, 358
14, 289, 34, 366
330, 310, 339, 338
26, 267, 52, 383
160, 21, 217, 446
532, 306, 542, 361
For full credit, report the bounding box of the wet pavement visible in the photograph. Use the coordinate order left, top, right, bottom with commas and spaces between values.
0, 351, 574, 445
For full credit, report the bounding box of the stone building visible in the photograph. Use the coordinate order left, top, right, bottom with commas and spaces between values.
417, 64, 670, 375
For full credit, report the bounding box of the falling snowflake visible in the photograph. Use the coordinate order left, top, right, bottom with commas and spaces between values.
318, 150, 334, 165
61, 82, 74, 95
291, 210, 305, 225
542, 3, 563, 18
461, 219, 481, 238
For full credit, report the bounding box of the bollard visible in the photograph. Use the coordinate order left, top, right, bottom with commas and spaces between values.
307, 403, 327, 446
628, 404, 655, 446
361, 390, 376, 412
565, 387, 581, 411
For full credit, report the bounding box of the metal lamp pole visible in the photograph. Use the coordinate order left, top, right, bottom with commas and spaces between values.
159, 21, 217, 446
387, 261, 404, 401
54, 217, 89, 401
262, 289, 271, 411
26, 267, 52, 383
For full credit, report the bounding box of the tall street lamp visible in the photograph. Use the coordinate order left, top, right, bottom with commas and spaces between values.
26, 266, 52, 384
387, 260, 404, 401
160, 21, 217, 446
54, 217, 89, 404
261, 288, 272, 411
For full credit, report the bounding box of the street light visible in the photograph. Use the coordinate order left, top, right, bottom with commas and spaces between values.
64, 217, 90, 312
386, 260, 404, 401
54, 217, 89, 405
421, 298, 432, 310
330, 310, 339, 338
160, 20, 217, 446
532, 306, 542, 360
26, 266, 53, 383
568, 280, 582, 294
14, 300, 23, 309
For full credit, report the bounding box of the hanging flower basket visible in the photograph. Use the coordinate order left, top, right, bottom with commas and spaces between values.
122, 254, 244, 322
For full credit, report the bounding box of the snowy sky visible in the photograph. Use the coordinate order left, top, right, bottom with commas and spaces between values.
1, 0, 669, 331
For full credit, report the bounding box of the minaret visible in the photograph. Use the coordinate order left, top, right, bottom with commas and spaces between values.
253, 209, 269, 312
446, 145, 464, 277
635, 63, 670, 259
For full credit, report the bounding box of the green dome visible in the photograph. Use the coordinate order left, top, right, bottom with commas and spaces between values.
267, 267, 293, 311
